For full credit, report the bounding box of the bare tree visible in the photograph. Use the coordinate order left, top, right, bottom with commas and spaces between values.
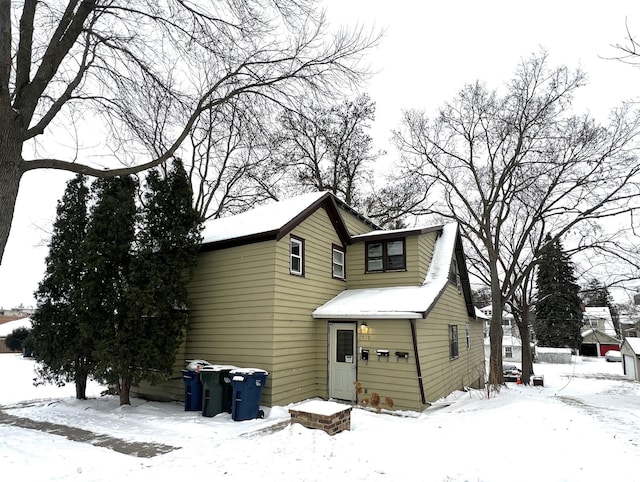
0, 0, 379, 262
612, 19, 640, 68
275, 93, 381, 207
394, 52, 640, 386
188, 97, 286, 220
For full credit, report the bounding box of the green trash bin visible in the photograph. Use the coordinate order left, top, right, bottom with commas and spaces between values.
200, 364, 237, 417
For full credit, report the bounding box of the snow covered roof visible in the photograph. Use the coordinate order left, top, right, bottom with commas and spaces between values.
584, 306, 612, 318
313, 223, 465, 320
581, 328, 620, 344
623, 337, 640, 354
200, 191, 377, 249
475, 307, 490, 319
0, 317, 32, 337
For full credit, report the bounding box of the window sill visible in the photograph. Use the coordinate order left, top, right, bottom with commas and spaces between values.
365, 269, 407, 274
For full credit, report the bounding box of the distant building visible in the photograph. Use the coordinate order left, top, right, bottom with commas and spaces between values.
582, 306, 617, 337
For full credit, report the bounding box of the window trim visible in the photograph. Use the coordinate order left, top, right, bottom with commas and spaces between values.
466, 324, 471, 350
449, 324, 459, 359
290, 235, 305, 276
332, 244, 346, 280
365, 238, 406, 273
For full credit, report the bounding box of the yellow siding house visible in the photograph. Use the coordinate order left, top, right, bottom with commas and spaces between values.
135, 191, 484, 412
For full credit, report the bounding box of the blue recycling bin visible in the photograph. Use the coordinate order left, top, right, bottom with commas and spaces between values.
200, 364, 237, 417
182, 360, 210, 411
230, 368, 269, 421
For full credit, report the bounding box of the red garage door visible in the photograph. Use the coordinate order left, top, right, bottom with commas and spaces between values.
600, 344, 619, 356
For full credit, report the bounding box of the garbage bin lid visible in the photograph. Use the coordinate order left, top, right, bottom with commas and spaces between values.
200, 364, 238, 372
185, 359, 211, 371
229, 368, 269, 376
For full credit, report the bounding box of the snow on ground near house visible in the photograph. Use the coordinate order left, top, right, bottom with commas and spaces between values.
1, 354, 639, 481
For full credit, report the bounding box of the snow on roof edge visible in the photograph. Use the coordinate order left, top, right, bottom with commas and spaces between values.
313, 222, 459, 319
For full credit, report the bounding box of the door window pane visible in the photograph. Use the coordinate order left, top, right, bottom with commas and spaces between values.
336, 329, 354, 363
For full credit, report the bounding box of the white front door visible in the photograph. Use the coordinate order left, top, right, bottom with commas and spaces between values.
329, 322, 357, 401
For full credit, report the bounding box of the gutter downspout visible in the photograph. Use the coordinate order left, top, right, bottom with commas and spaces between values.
410, 319, 427, 405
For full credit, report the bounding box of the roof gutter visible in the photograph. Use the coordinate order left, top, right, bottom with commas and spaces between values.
410, 318, 427, 405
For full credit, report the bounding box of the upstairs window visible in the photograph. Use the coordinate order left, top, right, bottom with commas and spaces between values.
366, 239, 406, 272
290, 236, 304, 276
332, 245, 346, 280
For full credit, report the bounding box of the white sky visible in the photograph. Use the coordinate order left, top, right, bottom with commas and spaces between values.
1, 1, 639, 309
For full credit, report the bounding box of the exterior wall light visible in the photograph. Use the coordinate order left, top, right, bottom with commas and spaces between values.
360, 322, 369, 334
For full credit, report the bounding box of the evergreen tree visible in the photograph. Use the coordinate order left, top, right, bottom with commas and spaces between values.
5, 327, 31, 353
534, 235, 583, 349
79, 176, 138, 404
116, 159, 202, 405
31, 175, 92, 399
86, 160, 201, 406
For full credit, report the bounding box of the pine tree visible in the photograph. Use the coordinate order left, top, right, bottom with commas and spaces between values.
31, 175, 92, 399
120, 159, 202, 404
101, 160, 201, 405
534, 235, 583, 350
79, 176, 138, 404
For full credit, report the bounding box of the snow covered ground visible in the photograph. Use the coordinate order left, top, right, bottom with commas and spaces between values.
1, 353, 639, 481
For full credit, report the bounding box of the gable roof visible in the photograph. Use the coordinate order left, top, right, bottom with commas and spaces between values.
622, 337, 640, 354
313, 222, 475, 320
580, 328, 620, 344
200, 191, 379, 251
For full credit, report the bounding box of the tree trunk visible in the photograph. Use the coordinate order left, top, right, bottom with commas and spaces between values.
119, 376, 132, 406
0, 112, 25, 264
517, 310, 534, 385
75, 374, 88, 400
75, 361, 89, 400
488, 260, 504, 386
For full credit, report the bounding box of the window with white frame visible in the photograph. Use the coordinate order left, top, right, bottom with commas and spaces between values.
466, 324, 471, 349
332, 245, 345, 280
449, 324, 459, 359
505, 346, 513, 358
290, 236, 304, 276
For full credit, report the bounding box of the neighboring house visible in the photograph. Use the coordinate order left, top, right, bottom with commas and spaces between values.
134, 192, 485, 411
478, 306, 516, 337
620, 337, 640, 381
582, 307, 617, 337
484, 335, 523, 362
0, 316, 31, 353
579, 329, 620, 357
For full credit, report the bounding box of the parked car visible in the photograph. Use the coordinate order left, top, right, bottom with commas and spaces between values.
503, 364, 522, 382
604, 350, 622, 362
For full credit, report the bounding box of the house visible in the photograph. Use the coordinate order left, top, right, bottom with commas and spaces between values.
580, 307, 620, 356
134, 192, 485, 411
478, 305, 516, 337
620, 337, 640, 381
0, 316, 31, 353
484, 334, 523, 362
582, 307, 617, 337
